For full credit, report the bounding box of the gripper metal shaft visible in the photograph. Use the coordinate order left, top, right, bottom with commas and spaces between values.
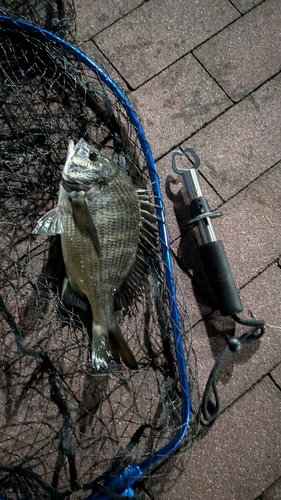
172, 148, 243, 316
181, 168, 217, 244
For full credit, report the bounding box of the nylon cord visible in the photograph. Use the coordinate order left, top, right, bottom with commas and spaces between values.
201, 316, 265, 423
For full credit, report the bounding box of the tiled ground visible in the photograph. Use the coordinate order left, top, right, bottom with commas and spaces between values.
74, 1, 281, 498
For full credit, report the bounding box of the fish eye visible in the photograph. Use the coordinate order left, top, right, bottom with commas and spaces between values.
89, 149, 100, 161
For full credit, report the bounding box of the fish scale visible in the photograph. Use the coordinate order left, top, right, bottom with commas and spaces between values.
33, 138, 157, 370
60, 173, 141, 315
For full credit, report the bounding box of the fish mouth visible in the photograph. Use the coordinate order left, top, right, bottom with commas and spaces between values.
61, 176, 103, 192
62, 138, 115, 191
62, 139, 101, 189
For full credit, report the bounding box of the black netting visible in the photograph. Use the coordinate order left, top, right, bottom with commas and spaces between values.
0, 9, 199, 500
0, 0, 76, 39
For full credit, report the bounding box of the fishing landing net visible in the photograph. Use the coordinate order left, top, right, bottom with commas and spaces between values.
0, 7, 199, 499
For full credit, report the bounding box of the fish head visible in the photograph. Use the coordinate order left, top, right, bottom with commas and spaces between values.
62, 138, 119, 189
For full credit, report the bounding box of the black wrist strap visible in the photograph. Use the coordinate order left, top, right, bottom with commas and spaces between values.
201, 315, 265, 423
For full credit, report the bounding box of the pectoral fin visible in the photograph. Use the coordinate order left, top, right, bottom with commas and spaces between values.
70, 191, 101, 258
33, 207, 63, 235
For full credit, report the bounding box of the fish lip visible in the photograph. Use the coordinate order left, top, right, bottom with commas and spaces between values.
61, 177, 103, 192
62, 170, 92, 183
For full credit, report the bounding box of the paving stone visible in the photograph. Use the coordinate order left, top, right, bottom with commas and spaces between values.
261, 477, 281, 500
189, 262, 281, 414
74, 0, 143, 42
194, 0, 281, 101
79, 40, 128, 91
149, 376, 281, 500
129, 54, 231, 159
94, 0, 239, 88
240, 263, 281, 332
231, 0, 263, 13
213, 162, 281, 287
182, 73, 281, 200
271, 363, 281, 389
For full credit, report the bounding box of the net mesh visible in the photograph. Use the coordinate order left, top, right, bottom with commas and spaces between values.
0, 0, 76, 38
0, 6, 199, 499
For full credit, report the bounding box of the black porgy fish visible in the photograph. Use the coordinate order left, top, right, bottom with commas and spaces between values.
33, 138, 157, 370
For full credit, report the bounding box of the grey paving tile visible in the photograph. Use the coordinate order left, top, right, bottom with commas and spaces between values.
191, 262, 281, 411
182, 73, 281, 200
130, 54, 231, 159
231, 0, 263, 13
149, 376, 281, 500
74, 0, 143, 42
194, 0, 281, 101
240, 263, 281, 332
79, 40, 128, 91
94, 0, 239, 88
261, 477, 281, 500
271, 363, 281, 388
213, 162, 281, 287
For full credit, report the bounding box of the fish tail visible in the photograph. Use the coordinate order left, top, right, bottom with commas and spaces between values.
91, 324, 112, 371
91, 322, 138, 371
109, 320, 138, 370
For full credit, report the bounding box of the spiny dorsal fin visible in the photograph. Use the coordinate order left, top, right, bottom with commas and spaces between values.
115, 248, 147, 311
115, 188, 159, 312
137, 188, 159, 253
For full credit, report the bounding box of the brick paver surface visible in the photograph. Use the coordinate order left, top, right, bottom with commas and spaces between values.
194, 0, 281, 101
74, 0, 281, 497
130, 54, 231, 159
182, 73, 281, 200
271, 363, 281, 388
94, 0, 239, 88
231, 0, 263, 13
150, 377, 281, 500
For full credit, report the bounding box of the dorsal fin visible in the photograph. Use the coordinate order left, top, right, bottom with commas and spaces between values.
115, 188, 159, 311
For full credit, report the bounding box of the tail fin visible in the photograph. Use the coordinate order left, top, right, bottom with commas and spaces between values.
91, 322, 138, 371
109, 320, 138, 370
91, 324, 112, 371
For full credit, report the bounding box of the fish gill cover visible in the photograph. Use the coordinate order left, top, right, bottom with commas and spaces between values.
0, 2, 199, 498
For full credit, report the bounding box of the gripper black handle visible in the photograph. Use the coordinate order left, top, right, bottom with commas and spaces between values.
199, 240, 243, 316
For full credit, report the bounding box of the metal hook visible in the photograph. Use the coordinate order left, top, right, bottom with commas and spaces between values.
172, 147, 200, 175
171, 146, 221, 243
